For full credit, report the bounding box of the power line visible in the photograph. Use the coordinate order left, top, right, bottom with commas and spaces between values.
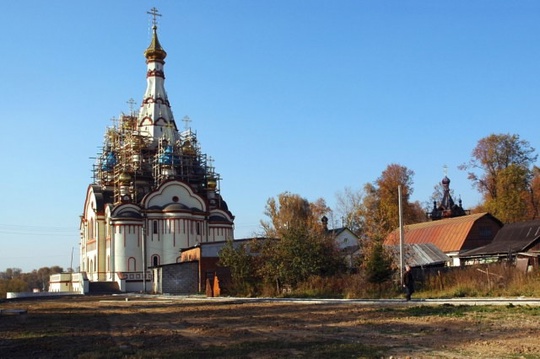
0, 223, 77, 236
0, 223, 76, 231
0, 230, 75, 237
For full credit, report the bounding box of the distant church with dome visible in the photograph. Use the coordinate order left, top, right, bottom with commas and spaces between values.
427, 174, 467, 220
79, 9, 234, 292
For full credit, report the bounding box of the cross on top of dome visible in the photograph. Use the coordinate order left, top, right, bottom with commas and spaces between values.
147, 7, 162, 27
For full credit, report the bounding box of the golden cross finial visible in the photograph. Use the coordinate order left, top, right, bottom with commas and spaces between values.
443, 164, 448, 176
147, 7, 162, 27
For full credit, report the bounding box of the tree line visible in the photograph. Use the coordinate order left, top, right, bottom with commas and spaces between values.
3, 133, 537, 298
0, 266, 64, 298
219, 133, 539, 296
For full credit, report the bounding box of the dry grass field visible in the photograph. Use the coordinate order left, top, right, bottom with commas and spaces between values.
1, 295, 540, 358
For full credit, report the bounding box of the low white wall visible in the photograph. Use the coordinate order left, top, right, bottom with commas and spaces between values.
6, 291, 82, 299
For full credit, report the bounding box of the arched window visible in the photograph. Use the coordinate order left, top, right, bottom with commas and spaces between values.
89, 218, 94, 239
128, 257, 136, 271
151, 254, 160, 267
153, 220, 158, 234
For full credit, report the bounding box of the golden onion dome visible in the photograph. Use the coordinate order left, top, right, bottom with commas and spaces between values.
144, 25, 167, 61
207, 177, 217, 190
118, 172, 132, 184
182, 140, 195, 155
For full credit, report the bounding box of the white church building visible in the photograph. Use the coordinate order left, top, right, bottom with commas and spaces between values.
78, 10, 235, 292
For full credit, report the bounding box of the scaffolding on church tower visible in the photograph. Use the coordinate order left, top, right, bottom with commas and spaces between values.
93, 113, 223, 207
94, 112, 151, 204
151, 125, 222, 198
91, 7, 224, 209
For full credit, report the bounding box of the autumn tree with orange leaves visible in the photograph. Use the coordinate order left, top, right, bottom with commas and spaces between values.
336, 163, 425, 241
460, 133, 538, 223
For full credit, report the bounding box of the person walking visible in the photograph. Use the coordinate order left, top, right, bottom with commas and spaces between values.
402, 265, 414, 301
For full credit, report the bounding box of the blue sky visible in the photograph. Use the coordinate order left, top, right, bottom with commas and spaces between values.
1, 1, 539, 272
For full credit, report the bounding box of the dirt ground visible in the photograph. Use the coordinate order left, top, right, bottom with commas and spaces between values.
1, 295, 540, 359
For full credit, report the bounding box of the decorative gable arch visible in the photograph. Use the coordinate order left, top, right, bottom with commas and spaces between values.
140, 116, 153, 126
142, 180, 206, 212
208, 208, 234, 224
110, 203, 144, 220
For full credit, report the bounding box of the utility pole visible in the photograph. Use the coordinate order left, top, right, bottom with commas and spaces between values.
398, 185, 405, 285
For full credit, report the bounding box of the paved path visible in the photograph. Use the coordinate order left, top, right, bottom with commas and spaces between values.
274, 297, 540, 306
128, 293, 540, 306
244, 297, 540, 306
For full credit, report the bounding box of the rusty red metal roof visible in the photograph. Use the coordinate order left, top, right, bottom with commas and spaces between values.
385, 213, 500, 253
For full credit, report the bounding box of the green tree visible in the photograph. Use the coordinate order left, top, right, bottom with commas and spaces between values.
23, 266, 64, 291
0, 278, 29, 298
260, 227, 342, 291
260, 192, 343, 292
0, 266, 64, 297
363, 240, 394, 285
218, 239, 259, 295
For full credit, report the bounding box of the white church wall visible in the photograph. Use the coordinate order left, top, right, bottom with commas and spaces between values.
96, 217, 107, 281
147, 217, 164, 267
160, 233, 179, 265
125, 227, 143, 272
208, 225, 234, 242
112, 224, 126, 272
112, 223, 144, 273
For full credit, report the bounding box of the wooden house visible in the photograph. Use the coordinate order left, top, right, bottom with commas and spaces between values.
385, 212, 503, 266
460, 219, 540, 270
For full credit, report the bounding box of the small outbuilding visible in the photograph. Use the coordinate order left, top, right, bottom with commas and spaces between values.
460, 219, 540, 270
151, 238, 271, 295
386, 243, 450, 269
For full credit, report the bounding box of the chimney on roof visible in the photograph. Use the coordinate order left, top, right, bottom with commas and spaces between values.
321, 216, 328, 231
